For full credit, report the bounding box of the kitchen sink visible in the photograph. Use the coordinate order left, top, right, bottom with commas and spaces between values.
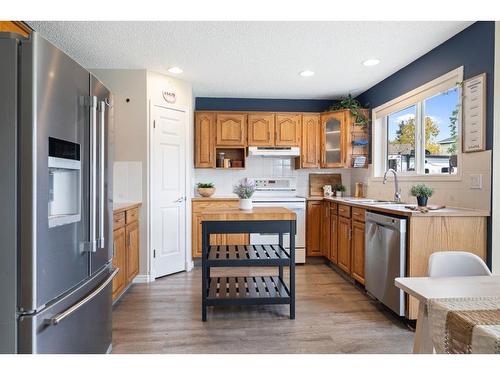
342, 198, 403, 205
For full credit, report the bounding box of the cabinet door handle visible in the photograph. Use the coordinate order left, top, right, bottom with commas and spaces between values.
128, 233, 131, 249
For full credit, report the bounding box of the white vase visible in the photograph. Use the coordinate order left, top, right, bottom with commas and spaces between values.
239, 198, 253, 210
336, 191, 342, 197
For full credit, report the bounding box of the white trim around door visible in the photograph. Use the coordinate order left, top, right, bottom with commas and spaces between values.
149, 104, 190, 279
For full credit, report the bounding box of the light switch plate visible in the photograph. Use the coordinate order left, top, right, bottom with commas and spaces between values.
470, 174, 483, 189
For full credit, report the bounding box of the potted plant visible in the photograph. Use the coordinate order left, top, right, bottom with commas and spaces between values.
334, 184, 346, 198
233, 178, 256, 210
196, 182, 216, 198
410, 184, 434, 207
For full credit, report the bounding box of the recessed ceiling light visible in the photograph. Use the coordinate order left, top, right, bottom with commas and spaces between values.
299, 70, 315, 77
362, 58, 380, 67
167, 66, 183, 74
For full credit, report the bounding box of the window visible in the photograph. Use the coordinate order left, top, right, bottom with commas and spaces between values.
373, 67, 463, 178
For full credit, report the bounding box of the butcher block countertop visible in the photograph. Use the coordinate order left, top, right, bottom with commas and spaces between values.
113, 202, 142, 213
308, 196, 490, 217
200, 207, 296, 221
192, 196, 239, 201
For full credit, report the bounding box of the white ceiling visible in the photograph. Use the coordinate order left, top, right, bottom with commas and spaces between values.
28, 21, 473, 99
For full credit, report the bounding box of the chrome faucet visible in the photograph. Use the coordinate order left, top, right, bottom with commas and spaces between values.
383, 168, 402, 203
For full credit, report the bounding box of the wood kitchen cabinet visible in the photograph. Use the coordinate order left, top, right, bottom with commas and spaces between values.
192, 199, 249, 258
329, 204, 338, 264
112, 203, 141, 302
194, 112, 215, 168
337, 216, 351, 273
0, 21, 31, 36
320, 111, 347, 168
320, 201, 331, 258
216, 112, 247, 146
247, 113, 275, 146
297, 114, 320, 168
112, 227, 126, 300
306, 200, 322, 256
351, 220, 365, 284
275, 114, 301, 147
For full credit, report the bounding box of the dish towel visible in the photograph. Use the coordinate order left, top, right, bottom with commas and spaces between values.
428, 296, 500, 353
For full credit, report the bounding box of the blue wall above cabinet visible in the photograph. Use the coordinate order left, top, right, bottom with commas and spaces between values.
356, 21, 495, 149
195, 97, 336, 112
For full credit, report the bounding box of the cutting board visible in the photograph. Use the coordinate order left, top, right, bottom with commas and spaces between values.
309, 173, 342, 197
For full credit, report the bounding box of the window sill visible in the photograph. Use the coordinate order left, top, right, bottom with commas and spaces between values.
370, 174, 463, 183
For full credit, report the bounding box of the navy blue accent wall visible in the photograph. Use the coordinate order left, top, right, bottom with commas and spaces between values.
195, 97, 336, 112
357, 21, 495, 149
356, 21, 495, 268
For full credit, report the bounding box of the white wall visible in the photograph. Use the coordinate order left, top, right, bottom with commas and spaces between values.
91, 69, 193, 277
492, 21, 500, 274
194, 159, 351, 198
92, 69, 149, 275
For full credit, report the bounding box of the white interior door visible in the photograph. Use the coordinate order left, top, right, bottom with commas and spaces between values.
152, 105, 186, 278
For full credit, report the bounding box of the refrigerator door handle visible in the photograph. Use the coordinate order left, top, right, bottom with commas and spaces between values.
44, 268, 119, 326
97, 100, 106, 249
88, 95, 98, 252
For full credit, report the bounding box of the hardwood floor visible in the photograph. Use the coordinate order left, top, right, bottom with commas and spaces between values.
112, 263, 414, 353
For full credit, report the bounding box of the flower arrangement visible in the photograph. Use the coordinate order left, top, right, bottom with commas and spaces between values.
233, 178, 256, 210
333, 184, 346, 197
232, 178, 256, 199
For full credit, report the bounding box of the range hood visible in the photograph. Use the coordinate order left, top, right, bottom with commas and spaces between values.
248, 146, 300, 157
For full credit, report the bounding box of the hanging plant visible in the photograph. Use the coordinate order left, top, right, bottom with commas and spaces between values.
327, 94, 369, 128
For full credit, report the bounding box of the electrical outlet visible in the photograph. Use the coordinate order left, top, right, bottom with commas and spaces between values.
470, 174, 483, 189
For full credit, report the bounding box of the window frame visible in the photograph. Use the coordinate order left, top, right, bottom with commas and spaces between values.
372, 67, 464, 181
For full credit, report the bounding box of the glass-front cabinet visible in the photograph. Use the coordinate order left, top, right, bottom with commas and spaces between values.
320, 111, 346, 168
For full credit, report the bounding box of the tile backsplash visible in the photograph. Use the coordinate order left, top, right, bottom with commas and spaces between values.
193, 156, 351, 197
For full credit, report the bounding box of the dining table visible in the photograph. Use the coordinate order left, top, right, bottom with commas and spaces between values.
395, 275, 500, 353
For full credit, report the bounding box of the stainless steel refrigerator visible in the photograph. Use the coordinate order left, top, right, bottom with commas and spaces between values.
0, 31, 116, 353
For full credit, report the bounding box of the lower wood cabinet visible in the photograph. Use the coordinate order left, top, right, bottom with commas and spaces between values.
309, 199, 365, 285
337, 216, 351, 273
351, 220, 365, 284
306, 200, 322, 256
192, 199, 249, 258
112, 204, 141, 302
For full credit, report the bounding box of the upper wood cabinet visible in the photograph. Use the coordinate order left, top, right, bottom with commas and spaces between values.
299, 114, 320, 168
195, 112, 215, 168
247, 113, 275, 146
0, 21, 31, 37
275, 114, 301, 146
216, 113, 247, 146
320, 111, 347, 168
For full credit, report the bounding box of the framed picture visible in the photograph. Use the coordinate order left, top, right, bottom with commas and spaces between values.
462, 73, 486, 153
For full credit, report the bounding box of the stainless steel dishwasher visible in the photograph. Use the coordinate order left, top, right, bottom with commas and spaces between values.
365, 211, 407, 316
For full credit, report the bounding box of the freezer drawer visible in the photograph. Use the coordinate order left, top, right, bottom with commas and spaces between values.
18, 267, 115, 354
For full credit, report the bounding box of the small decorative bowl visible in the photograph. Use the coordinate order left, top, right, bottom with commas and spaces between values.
197, 187, 215, 198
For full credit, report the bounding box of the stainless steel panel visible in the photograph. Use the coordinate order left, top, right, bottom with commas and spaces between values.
18, 33, 91, 311
90, 75, 113, 275
365, 212, 406, 316
0, 33, 21, 353
18, 266, 113, 354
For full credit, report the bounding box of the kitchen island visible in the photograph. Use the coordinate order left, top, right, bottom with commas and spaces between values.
306, 196, 489, 319
200, 207, 296, 321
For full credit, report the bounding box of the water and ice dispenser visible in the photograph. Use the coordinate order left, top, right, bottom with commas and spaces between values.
48, 137, 81, 228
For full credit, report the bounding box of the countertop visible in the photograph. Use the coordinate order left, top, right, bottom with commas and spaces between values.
199, 207, 296, 221
307, 196, 490, 217
113, 202, 142, 213
192, 196, 239, 201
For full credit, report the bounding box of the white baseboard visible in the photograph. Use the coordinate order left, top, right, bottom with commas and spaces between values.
132, 274, 154, 283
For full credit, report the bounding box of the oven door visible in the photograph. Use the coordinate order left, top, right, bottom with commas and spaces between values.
249, 201, 305, 250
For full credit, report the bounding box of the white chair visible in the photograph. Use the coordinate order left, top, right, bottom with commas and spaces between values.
428, 251, 491, 277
